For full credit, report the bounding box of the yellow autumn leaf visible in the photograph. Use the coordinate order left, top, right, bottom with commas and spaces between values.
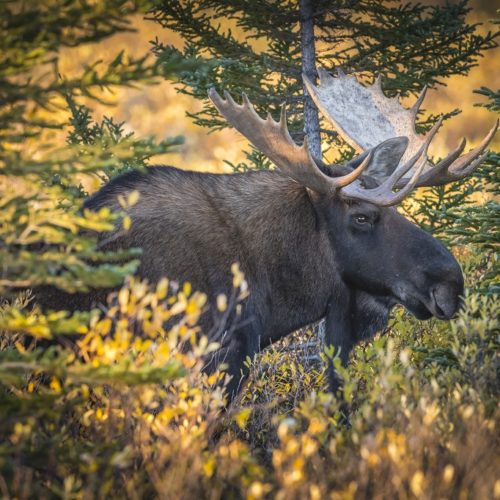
410, 471, 425, 497
156, 277, 169, 299
127, 190, 140, 206
123, 215, 132, 231
50, 377, 62, 393
234, 408, 252, 429
216, 293, 227, 312
118, 287, 130, 310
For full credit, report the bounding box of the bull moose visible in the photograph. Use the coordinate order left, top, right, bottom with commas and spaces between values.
79, 69, 497, 399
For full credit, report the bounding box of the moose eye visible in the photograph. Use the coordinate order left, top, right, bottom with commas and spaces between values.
354, 215, 369, 225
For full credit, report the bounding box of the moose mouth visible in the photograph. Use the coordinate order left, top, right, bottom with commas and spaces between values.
402, 289, 458, 321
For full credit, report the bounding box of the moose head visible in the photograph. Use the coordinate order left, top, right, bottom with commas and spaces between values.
208, 69, 497, 377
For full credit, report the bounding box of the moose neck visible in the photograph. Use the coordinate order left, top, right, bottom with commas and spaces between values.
229, 170, 340, 339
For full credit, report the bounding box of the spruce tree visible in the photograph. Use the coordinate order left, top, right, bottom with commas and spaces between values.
0, 0, 190, 477
0, 2, 203, 493
149, 0, 497, 168
0, 0, 186, 310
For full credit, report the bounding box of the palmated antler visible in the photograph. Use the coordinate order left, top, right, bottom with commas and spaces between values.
209, 89, 429, 205
304, 68, 428, 162
304, 68, 498, 189
394, 123, 497, 188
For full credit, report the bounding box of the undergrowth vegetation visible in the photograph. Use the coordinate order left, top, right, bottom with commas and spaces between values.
1, 252, 498, 498
0, 1, 498, 498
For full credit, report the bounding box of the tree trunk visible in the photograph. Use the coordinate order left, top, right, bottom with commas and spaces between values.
299, 0, 321, 159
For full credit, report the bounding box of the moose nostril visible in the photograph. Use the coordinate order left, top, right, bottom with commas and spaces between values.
431, 289, 446, 318
431, 284, 459, 320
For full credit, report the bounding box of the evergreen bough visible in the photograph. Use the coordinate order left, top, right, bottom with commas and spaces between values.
0, 0, 187, 308
149, 0, 497, 164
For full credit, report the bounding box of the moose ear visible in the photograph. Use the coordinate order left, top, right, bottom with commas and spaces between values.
345, 136, 409, 184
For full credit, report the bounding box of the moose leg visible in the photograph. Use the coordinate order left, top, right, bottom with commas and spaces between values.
324, 293, 391, 389
324, 295, 356, 395
204, 315, 262, 403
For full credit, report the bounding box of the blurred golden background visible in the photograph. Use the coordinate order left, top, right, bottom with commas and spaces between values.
56, 1, 499, 175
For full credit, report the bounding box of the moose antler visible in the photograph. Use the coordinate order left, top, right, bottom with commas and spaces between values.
304, 68, 427, 162
209, 89, 429, 205
209, 77, 497, 206
394, 123, 497, 188
208, 88, 373, 195
304, 68, 498, 189
341, 119, 442, 205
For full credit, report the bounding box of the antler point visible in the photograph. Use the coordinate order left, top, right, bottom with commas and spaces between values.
242, 92, 254, 110
223, 90, 235, 105
279, 103, 287, 126
412, 85, 428, 115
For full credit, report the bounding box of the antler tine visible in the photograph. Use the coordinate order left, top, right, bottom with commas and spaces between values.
208, 88, 375, 195
279, 102, 288, 131
223, 89, 237, 107
336, 150, 375, 187
397, 119, 498, 188
341, 152, 427, 206
386, 156, 428, 205
393, 137, 466, 189
411, 85, 427, 117
388, 117, 443, 185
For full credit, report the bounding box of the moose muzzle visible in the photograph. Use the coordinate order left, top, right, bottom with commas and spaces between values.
428, 277, 464, 320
